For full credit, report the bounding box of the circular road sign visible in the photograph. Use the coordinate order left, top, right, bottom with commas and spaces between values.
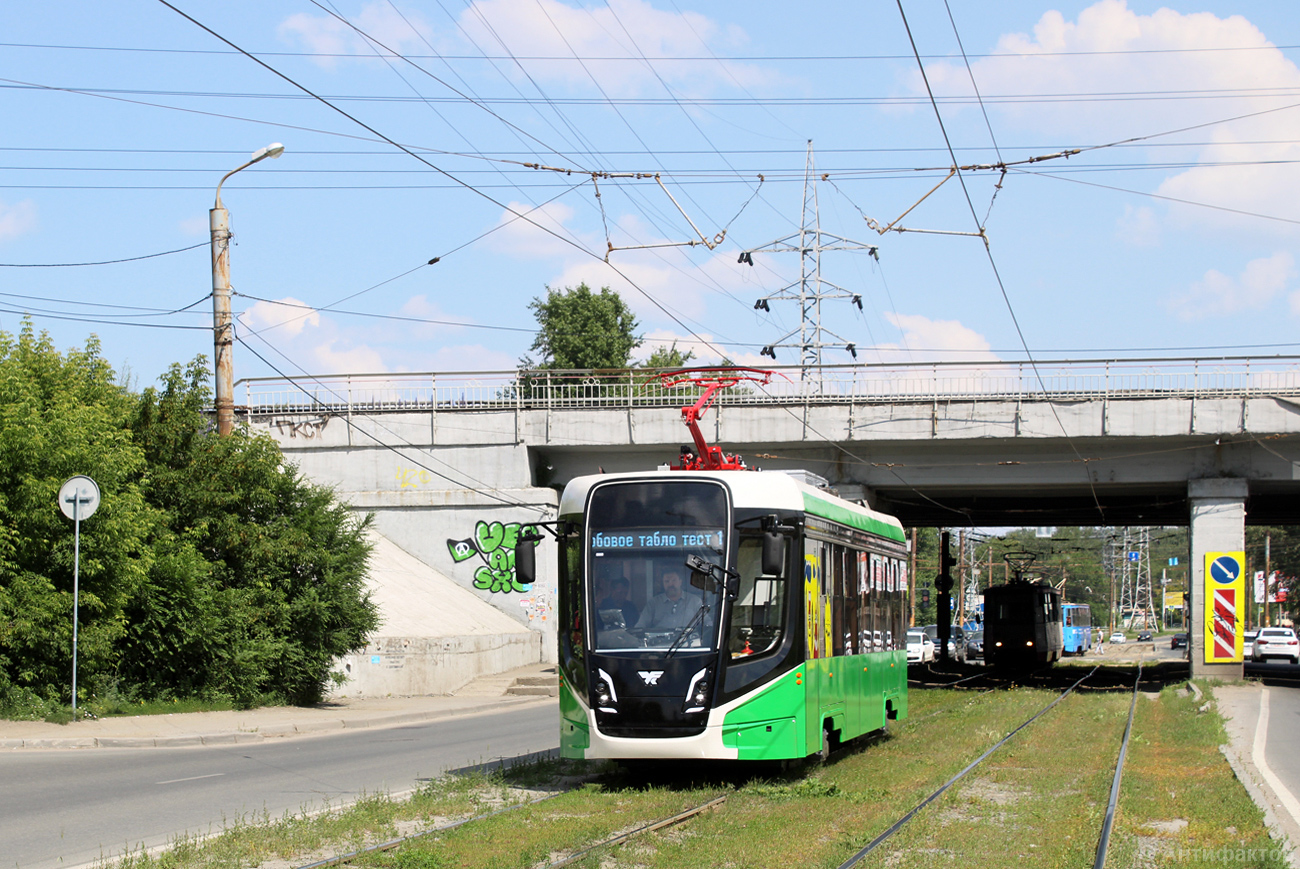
1209, 555, 1241, 585
58, 476, 100, 521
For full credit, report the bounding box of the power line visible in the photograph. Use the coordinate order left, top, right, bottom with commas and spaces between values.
155, 0, 729, 361
895, 0, 1106, 522
0, 241, 206, 267
234, 328, 548, 515
7, 40, 1300, 61
14, 79, 1300, 106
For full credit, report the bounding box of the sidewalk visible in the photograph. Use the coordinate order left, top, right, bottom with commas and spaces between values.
1214, 681, 1300, 868
0, 663, 558, 750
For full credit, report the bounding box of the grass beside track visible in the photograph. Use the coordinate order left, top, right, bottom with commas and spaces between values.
106, 671, 1290, 869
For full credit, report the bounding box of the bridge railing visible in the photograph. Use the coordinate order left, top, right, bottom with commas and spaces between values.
236, 356, 1300, 414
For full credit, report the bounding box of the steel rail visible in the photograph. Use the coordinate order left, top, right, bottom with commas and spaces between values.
836, 664, 1100, 869
538, 795, 728, 869
292, 794, 559, 869
1093, 657, 1145, 869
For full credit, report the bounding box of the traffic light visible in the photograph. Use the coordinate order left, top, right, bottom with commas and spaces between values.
922, 588, 931, 605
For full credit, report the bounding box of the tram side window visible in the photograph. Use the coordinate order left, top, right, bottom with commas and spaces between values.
557, 532, 587, 691
840, 547, 856, 655
831, 543, 846, 657
856, 552, 871, 652
730, 536, 787, 657
889, 557, 904, 650
873, 556, 883, 650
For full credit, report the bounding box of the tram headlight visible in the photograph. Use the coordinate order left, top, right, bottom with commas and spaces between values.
691, 680, 709, 706
683, 667, 711, 713
994, 641, 1003, 647
1025, 640, 1034, 647
595, 679, 613, 706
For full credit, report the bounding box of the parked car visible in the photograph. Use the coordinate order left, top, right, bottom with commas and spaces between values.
1108, 632, 1126, 644
906, 629, 936, 664
1136, 629, 1153, 642
921, 624, 967, 662
965, 630, 985, 661
1252, 627, 1300, 664
1170, 632, 1188, 649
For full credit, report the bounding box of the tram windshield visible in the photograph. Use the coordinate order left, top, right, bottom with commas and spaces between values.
588, 481, 728, 653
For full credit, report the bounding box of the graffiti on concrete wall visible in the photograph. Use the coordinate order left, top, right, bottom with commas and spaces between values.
447, 520, 530, 594
272, 415, 331, 439
396, 466, 436, 488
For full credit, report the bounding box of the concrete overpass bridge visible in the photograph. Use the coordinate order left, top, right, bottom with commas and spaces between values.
238, 356, 1300, 679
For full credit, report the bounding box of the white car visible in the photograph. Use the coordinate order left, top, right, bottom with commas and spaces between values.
1108, 632, 1126, 644
906, 630, 935, 664
1252, 627, 1300, 664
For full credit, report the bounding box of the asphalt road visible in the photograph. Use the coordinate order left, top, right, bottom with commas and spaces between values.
1253, 661, 1300, 802
1, 702, 559, 869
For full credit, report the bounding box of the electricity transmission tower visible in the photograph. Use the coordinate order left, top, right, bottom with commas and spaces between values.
1133, 528, 1155, 629
1115, 528, 1155, 629
739, 141, 878, 375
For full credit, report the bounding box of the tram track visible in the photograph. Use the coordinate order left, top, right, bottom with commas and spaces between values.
290, 792, 728, 869
287, 657, 1170, 869
838, 653, 1149, 869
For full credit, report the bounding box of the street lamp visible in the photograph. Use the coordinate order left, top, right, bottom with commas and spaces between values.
210, 143, 284, 436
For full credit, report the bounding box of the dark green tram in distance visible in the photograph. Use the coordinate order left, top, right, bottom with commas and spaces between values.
546, 469, 909, 762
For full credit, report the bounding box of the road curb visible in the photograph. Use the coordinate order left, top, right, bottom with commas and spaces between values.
0, 696, 555, 750
1220, 745, 1300, 868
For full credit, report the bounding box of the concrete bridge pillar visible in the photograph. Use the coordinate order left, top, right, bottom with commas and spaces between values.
1187, 478, 1247, 681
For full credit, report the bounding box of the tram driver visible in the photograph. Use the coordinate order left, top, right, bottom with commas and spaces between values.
637, 568, 706, 639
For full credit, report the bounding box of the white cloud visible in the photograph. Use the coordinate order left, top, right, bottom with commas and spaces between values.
419, 343, 517, 371
1116, 205, 1159, 247
0, 199, 36, 242
307, 340, 389, 374
177, 216, 207, 237
923, 1, 1300, 237
485, 200, 580, 260
456, 0, 770, 97
240, 297, 320, 339
635, 329, 767, 368
278, 2, 433, 68
876, 312, 996, 361
925, 2, 1287, 136
1170, 252, 1295, 320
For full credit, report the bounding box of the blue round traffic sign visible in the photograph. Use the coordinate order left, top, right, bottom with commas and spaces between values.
1210, 555, 1241, 584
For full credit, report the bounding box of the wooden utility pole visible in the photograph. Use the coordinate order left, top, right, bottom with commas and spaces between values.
1265, 531, 1272, 628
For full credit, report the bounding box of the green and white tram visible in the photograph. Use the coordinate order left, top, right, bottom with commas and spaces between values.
532, 468, 910, 762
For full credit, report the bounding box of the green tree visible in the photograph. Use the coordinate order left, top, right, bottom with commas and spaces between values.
521, 283, 641, 370
125, 361, 379, 706
0, 323, 380, 716
640, 343, 695, 370
0, 323, 155, 709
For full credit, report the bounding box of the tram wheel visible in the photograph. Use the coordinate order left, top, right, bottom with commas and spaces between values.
818, 722, 834, 763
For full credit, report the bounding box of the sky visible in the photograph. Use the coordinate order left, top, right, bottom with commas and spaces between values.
3, 0, 1300, 392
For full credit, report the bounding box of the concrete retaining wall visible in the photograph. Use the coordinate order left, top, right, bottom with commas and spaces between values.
334, 631, 545, 697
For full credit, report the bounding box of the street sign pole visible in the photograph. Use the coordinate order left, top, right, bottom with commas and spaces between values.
72, 497, 80, 719
59, 476, 100, 719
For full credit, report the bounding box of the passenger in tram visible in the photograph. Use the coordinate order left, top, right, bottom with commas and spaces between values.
596, 576, 639, 629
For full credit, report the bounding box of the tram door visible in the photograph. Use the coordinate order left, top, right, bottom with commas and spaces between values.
803, 542, 825, 754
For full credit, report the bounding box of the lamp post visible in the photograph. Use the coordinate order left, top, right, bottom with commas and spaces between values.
211, 143, 284, 436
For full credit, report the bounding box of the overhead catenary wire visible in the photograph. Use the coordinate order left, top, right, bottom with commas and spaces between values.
0, 241, 207, 267
155, 0, 730, 361
234, 328, 550, 515
893, 0, 1106, 522
10, 40, 1300, 62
